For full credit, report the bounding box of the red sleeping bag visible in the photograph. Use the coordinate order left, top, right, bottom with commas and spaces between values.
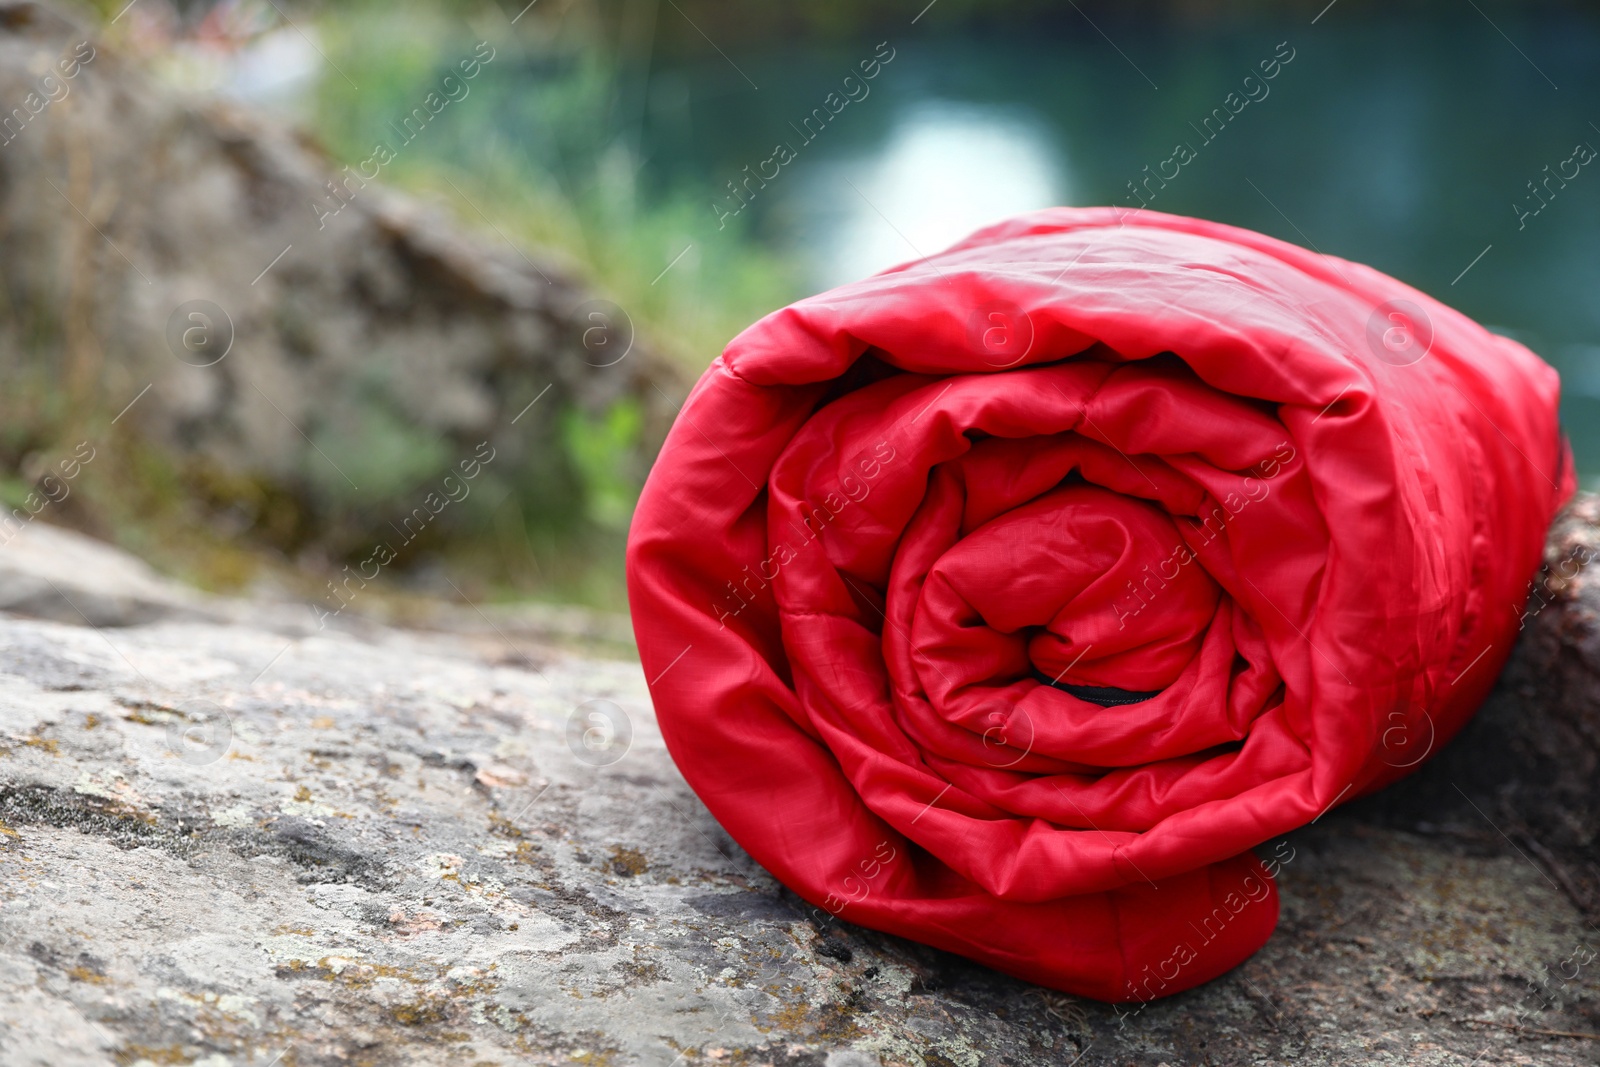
625, 207, 1572, 1001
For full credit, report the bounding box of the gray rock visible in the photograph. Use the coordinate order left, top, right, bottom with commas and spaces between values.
0, 521, 213, 627
0, 514, 1597, 1066
0, 1, 681, 557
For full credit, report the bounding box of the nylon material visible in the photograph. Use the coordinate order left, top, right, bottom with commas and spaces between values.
627, 207, 1572, 1000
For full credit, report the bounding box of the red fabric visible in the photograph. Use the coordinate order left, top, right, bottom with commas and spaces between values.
625, 207, 1572, 1001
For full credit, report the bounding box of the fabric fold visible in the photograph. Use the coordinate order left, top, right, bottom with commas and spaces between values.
626, 207, 1571, 1001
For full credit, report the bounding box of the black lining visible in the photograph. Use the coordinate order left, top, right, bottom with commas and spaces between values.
1032, 669, 1162, 707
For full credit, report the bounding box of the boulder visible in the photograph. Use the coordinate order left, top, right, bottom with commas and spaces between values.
0, 0, 679, 559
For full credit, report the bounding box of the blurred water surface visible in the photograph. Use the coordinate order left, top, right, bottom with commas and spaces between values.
627, 16, 1600, 483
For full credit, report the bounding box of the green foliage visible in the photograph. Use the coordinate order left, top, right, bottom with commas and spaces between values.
308, 0, 799, 376
562, 399, 642, 531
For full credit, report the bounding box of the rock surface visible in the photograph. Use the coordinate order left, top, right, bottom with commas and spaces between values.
0, 521, 214, 627
0, 516, 639, 653
0, 503, 1598, 1067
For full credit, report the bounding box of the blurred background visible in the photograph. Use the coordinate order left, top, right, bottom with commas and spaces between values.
5, 0, 1598, 617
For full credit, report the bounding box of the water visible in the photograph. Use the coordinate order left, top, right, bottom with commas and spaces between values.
633, 16, 1600, 485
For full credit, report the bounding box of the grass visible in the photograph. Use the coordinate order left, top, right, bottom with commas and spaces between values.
307, 0, 800, 379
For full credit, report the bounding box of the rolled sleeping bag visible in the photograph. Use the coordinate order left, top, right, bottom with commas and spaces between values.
625, 207, 1573, 1001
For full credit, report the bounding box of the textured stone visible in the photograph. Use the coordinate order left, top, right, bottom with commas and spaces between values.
0, 506, 1598, 1065
0, 521, 214, 627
